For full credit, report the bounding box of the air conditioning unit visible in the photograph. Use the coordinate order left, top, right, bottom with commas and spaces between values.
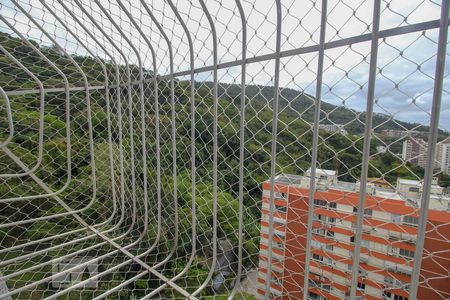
316, 181, 328, 191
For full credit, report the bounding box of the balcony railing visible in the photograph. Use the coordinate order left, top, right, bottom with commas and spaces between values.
0, 0, 449, 299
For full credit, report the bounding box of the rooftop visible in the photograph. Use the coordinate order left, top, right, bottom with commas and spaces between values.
269, 169, 449, 211
397, 178, 424, 185
306, 168, 337, 177
274, 174, 302, 185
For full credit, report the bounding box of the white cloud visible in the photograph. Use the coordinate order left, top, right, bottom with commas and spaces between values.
0, 0, 448, 130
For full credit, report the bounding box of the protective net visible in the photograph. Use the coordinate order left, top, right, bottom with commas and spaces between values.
0, 0, 449, 299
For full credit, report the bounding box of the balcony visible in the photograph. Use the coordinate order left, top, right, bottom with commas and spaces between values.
0, 0, 449, 299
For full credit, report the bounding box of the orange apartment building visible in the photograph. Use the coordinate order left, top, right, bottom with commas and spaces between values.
256, 169, 450, 300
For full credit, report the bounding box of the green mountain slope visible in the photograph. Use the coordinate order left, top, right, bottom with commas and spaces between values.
199, 81, 445, 135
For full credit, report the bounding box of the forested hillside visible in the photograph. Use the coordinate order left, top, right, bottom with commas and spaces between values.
0, 32, 449, 298
199, 81, 447, 136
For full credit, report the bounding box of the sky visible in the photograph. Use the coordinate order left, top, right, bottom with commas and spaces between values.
1, 0, 449, 130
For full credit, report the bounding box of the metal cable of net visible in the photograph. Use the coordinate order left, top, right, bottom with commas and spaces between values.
0, 0, 449, 299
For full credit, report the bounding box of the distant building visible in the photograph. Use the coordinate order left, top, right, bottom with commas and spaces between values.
402, 138, 428, 168
319, 124, 347, 135
257, 169, 449, 300
367, 177, 391, 189
440, 144, 450, 174
376, 146, 387, 154
402, 138, 450, 173
382, 129, 422, 138
438, 138, 450, 174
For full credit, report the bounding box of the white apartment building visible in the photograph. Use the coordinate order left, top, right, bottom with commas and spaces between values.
402, 138, 428, 168
438, 138, 450, 174
402, 137, 450, 172
257, 169, 450, 300
319, 124, 348, 135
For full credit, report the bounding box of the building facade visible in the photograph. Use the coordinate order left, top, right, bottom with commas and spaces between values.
381, 130, 423, 139
319, 124, 348, 135
438, 138, 450, 174
402, 137, 450, 173
256, 170, 450, 300
402, 138, 428, 168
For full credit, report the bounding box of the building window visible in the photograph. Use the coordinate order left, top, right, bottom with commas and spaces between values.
394, 295, 409, 300
357, 282, 366, 290
353, 206, 358, 213
324, 257, 333, 266
314, 199, 327, 207
274, 220, 284, 228
361, 239, 369, 248
396, 270, 412, 278
327, 217, 336, 223
274, 241, 284, 249
271, 274, 282, 286
383, 291, 392, 298
364, 208, 373, 216
326, 230, 334, 237
350, 236, 355, 243
275, 204, 287, 213
387, 245, 395, 254
313, 228, 325, 236
403, 216, 419, 226
275, 233, 284, 240
391, 214, 402, 223
312, 253, 323, 262
409, 187, 420, 193
308, 279, 318, 287
329, 202, 337, 209
311, 241, 322, 248
274, 192, 286, 199
399, 248, 415, 258
314, 214, 323, 221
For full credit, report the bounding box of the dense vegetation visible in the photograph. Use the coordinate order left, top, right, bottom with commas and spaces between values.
200, 81, 448, 136
0, 32, 449, 299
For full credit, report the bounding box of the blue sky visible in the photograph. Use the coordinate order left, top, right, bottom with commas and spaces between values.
1, 0, 448, 130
